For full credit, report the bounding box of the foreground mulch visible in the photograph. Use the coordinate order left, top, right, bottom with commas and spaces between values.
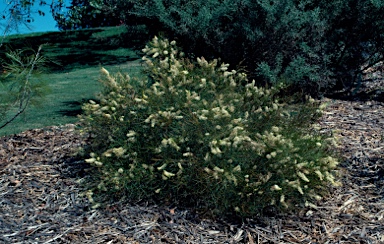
1, 96, 383, 243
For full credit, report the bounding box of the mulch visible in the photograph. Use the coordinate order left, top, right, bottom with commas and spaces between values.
0, 82, 383, 243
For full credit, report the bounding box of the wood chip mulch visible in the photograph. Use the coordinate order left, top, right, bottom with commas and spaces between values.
1, 86, 383, 243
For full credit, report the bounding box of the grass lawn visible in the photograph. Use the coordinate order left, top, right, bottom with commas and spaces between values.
0, 26, 148, 136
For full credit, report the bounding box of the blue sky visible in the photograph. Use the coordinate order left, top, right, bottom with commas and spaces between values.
0, 1, 70, 35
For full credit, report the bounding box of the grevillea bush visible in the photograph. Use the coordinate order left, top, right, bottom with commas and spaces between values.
79, 36, 340, 217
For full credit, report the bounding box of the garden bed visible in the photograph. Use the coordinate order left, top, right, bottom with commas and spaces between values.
0, 92, 383, 243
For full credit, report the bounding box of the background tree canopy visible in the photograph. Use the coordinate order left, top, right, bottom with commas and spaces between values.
2, 0, 384, 96
52, 0, 122, 30
117, 0, 384, 96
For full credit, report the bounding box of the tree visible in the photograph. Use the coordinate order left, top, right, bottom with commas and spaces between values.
1, 0, 34, 36
52, 0, 122, 30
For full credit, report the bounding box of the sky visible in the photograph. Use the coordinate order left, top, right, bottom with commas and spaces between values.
0, 0, 70, 35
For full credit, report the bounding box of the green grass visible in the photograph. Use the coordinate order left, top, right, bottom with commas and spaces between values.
0, 26, 148, 136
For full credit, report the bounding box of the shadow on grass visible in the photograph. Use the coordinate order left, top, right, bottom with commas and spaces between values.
1, 26, 151, 73
57, 97, 102, 117
57, 101, 86, 117
48, 54, 140, 73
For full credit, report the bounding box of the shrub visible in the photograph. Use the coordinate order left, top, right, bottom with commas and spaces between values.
80, 37, 340, 217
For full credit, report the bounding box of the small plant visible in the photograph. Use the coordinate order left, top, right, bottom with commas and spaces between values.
80, 36, 340, 217
0, 45, 48, 130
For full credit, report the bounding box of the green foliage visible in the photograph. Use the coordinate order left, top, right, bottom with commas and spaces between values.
0, 43, 49, 130
93, 0, 384, 96
53, 0, 122, 30
80, 37, 340, 217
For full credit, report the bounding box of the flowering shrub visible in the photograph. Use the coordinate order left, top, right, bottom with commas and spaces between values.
80, 36, 340, 217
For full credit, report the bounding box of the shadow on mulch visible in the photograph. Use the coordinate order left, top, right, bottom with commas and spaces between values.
326, 79, 384, 102
341, 156, 384, 191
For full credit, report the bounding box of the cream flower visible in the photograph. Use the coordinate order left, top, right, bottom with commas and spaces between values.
270, 185, 282, 191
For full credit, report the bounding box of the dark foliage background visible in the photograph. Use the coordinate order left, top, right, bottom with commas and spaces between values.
3, 0, 384, 96
94, 0, 384, 96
